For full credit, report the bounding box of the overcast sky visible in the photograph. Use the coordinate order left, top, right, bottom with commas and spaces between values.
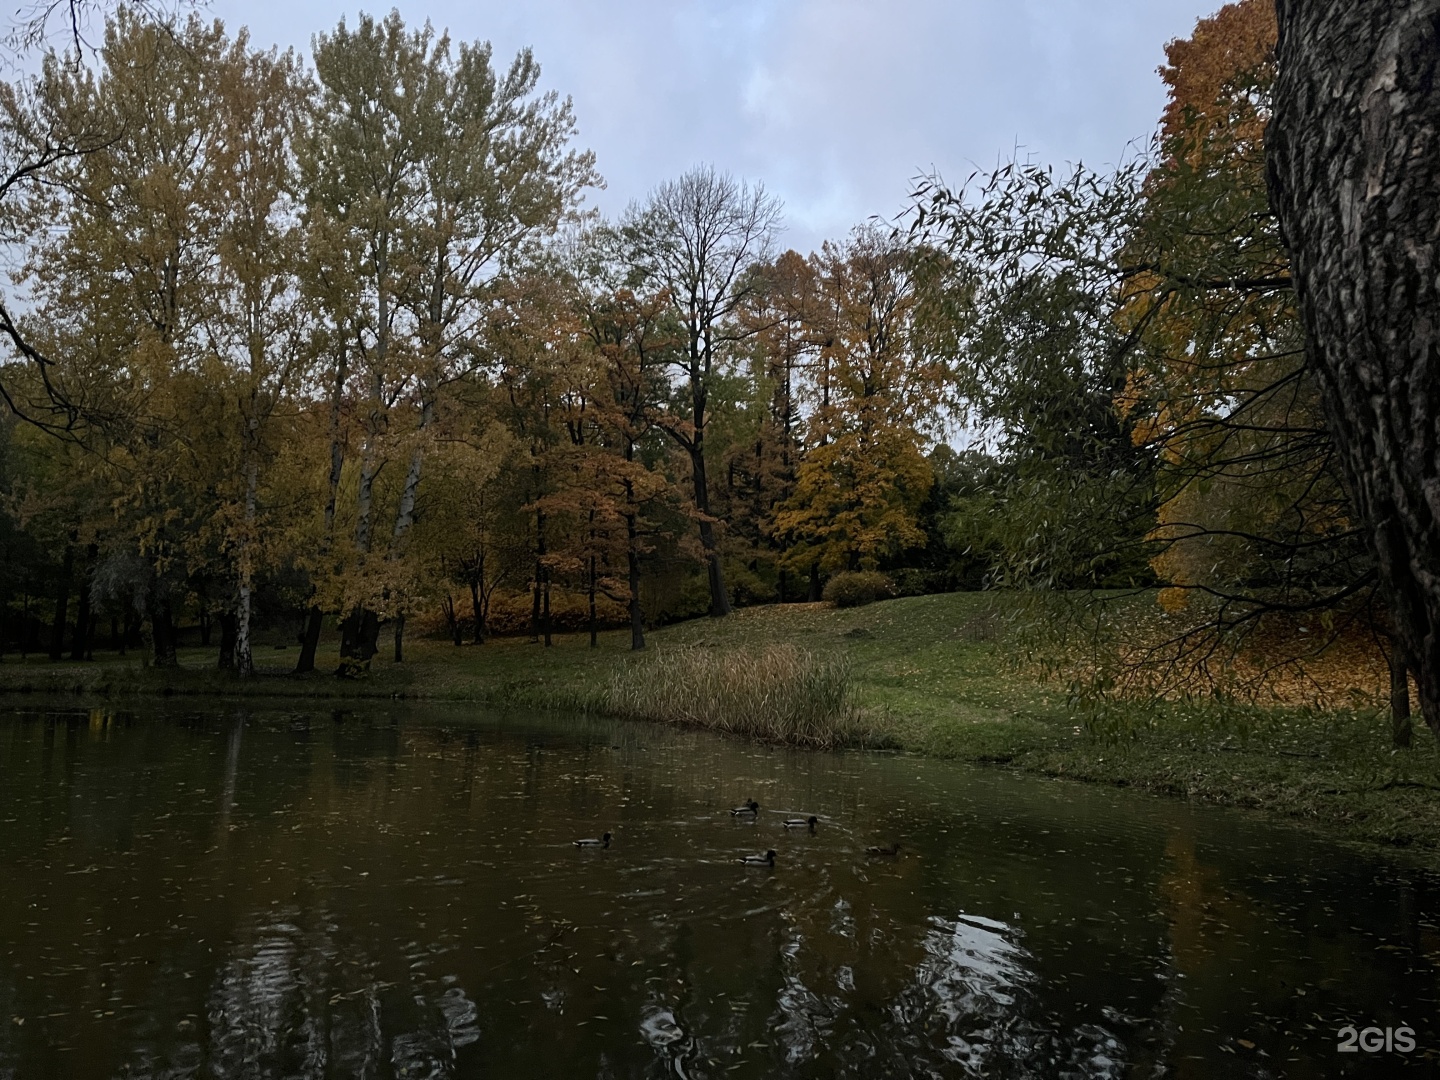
201, 1, 1209, 254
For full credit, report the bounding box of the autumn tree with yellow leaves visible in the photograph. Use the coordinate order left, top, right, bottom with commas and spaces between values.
774, 227, 951, 576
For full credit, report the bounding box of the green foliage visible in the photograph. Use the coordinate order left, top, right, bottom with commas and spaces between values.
889, 568, 948, 598
913, 159, 1160, 592
0, 3, 1391, 748
722, 561, 777, 607
823, 571, 895, 608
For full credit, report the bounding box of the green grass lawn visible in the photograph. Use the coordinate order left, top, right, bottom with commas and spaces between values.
4, 591, 1439, 862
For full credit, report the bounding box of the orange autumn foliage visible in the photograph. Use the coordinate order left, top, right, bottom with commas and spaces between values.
1158, 0, 1277, 150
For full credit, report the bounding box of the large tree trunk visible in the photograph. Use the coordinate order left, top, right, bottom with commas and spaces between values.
338, 609, 380, 664
383, 392, 433, 669
475, 561, 492, 648
690, 446, 731, 617
1268, 0, 1440, 733
297, 343, 349, 675
391, 390, 434, 546
297, 608, 324, 672
339, 365, 385, 670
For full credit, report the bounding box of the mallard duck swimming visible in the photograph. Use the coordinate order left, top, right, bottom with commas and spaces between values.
573, 832, 611, 849
730, 799, 760, 817
783, 816, 818, 831
865, 842, 901, 857
739, 850, 776, 866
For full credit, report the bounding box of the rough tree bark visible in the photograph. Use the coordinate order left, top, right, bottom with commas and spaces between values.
1268, 0, 1440, 732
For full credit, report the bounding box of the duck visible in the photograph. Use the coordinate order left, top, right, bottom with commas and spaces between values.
573, 831, 612, 849
730, 799, 760, 817
739, 849, 776, 866
865, 842, 901, 857
783, 816, 818, 831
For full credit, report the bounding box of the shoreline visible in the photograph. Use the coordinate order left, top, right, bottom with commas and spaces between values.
2, 592, 1437, 868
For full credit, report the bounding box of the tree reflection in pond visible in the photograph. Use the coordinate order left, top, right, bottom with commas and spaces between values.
0, 702, 1436, 1078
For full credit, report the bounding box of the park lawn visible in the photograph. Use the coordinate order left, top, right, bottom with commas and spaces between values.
3, 591, 1439, 861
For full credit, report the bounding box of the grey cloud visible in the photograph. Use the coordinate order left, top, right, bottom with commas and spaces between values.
214, 0, 1212, 253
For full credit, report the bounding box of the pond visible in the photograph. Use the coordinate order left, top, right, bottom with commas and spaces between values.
1, 701, 1438, 1079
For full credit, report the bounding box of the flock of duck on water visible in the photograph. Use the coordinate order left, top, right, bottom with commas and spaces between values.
571, 798, 902, 867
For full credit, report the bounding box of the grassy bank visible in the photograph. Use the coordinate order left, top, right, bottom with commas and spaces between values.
2, 592, 1438, 860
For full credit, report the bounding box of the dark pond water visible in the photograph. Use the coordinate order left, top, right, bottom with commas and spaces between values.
2, 702, 1439, 1078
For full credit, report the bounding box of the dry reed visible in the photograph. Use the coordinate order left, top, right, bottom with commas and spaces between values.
604, 643, 865, 748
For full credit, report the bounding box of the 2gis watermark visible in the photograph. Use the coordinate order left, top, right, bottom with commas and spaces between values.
1337, 1025, 1417, 1054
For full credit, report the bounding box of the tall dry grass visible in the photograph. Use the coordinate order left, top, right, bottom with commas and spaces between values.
605, 643, 868, 748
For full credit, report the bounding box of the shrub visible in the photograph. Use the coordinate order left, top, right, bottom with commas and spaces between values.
822, 571, 895, 608
723, 560, 777, 607
890, 567, 964, 597
605, 643, 867, 748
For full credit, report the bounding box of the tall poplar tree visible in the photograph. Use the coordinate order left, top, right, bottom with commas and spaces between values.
305, 11, 596, 665
20, 12, 238, 666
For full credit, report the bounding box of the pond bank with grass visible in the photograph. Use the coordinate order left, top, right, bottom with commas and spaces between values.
2, 592, 1437, 863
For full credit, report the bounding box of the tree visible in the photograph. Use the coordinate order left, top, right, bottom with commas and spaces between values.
0, 71, 106, 433
773, 228, 950, 576
729, 250, 816, 598
1267, 0, 1440, 731
625, 166, 782, 617
913, 158, 1159, 591
570, 281, 685, 649
1108, 0, 1375, 697
206, 34, 311, 676
17, 12, 246, 667
305, 11, 596, 666
0, 1, 187, 433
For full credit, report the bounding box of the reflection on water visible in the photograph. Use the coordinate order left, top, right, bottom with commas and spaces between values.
1, 703, 1439, 1078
